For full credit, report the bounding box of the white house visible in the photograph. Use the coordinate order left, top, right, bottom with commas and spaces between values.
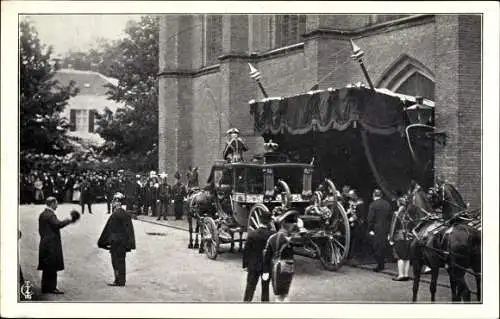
53, 68, 125, 145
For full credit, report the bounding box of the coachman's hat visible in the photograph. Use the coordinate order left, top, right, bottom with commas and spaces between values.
226, 128, 240, 135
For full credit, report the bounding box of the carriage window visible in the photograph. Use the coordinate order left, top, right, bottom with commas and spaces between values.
273, 167, 304, 194
235, 167, 246, 193
213, 168, 232, 187
246, 167, 264, 194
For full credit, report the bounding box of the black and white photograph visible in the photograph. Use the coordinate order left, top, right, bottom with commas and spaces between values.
1, 1, 499, 318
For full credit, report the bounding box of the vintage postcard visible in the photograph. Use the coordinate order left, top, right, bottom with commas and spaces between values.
1, 1, 499, 318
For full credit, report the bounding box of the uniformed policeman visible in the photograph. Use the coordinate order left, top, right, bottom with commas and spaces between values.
263, 210, 298, 302
158, 173, 171, 221
242, 209, 276, 302
171, 172, 187, 220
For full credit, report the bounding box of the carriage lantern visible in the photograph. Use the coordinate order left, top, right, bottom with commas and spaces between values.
405, 96, 433, 125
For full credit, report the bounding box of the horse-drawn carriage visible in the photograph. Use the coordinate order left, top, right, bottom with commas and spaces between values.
188, 152, 351, 271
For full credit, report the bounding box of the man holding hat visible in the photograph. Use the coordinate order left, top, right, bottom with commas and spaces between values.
98, 192, 136, 286
263, 210, 298, 302
242, 209, 276, 302
38, 197, 80, 294
367, 188, 392, 272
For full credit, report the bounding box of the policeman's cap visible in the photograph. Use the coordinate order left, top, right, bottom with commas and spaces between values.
113, 192, 125, 202
373, 189, 383, 198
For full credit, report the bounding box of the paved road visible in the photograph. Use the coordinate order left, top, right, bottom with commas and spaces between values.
19, 203, 456, 303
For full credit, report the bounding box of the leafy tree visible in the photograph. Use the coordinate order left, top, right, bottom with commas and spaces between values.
20, 19, 79, 156
95, 16, 159, 171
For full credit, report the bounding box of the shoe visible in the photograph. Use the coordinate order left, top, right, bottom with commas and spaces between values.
48, 288, 64, 294
402, 276, 411, 281
422, 268, 432, 274
107, 282, 125, 287
392, 276, 406, 281
372, 266, 384, 272
156, 218, 161, 221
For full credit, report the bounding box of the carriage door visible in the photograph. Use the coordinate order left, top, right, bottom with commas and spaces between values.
263, 168, 274, 200
302, 167, 313, 197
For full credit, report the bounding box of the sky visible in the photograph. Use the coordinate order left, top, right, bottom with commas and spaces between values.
24, 15, 142, 56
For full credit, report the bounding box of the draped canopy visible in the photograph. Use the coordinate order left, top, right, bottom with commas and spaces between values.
249, 86, 414, 136
248, 86, 434, 200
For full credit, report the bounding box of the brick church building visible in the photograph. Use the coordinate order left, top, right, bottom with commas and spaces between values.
158, 14, 481, 207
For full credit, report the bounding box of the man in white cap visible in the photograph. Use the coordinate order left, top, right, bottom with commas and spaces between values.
222, 128, 248, 162
98, 192, 136, 286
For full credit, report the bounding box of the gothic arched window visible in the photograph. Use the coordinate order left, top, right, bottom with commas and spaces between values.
376, 54, 435, 101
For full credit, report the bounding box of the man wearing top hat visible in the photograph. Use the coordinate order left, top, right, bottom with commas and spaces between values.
98, 192, 136, 286
171, 172, 187, 220
242, 209, 276, 302
222, 128, 248, 162
367, 188, 392, 272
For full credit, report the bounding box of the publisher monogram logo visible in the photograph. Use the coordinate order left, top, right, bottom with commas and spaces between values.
21, 280, 33, 300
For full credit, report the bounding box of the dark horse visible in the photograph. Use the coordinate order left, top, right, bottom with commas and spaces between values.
409, 183, 481, 302
186, 185, 244, 253
186, 186, 215, 251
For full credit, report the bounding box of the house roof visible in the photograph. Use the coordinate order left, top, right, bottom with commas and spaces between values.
53, 69, 119, 96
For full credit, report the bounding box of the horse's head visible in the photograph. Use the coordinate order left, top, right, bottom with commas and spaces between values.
434, 182, 468, 218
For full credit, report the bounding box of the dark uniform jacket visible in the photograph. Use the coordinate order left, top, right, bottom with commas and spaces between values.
38, 208, 71, 271
262, 231, 295, 274
159, 183, 171, 202
98, 207, 136, 252
171, 182, 187, 202
367, 198, 392, 240
243, 227, 276, 273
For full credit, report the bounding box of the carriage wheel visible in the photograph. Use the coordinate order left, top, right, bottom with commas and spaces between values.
248, 203, 271, 232
201, 217, 219, 260
319, 202, 351, 271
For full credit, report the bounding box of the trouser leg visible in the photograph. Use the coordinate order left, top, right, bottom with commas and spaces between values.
106, 198, 111, 213
87, 202, 93, 214
41, 269, 57, 292
243, 271, 260, 302
111, 249, 126, 285
261, 276, 270, 302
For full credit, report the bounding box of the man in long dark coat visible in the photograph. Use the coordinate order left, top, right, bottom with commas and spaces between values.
171, 172, 187, 220
38, 197, 78, 294
98, 193, 136, 286
80, 175, 93, 214
367, 189, 392, 272
242, 210, 276, 302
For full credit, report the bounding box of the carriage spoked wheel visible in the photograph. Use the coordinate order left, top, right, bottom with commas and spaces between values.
318, 201, 351, 271
248, 203, 271, 232
201, 217, 219, 260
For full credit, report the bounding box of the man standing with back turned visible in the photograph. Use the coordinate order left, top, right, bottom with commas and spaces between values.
367, 188, 392, 272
